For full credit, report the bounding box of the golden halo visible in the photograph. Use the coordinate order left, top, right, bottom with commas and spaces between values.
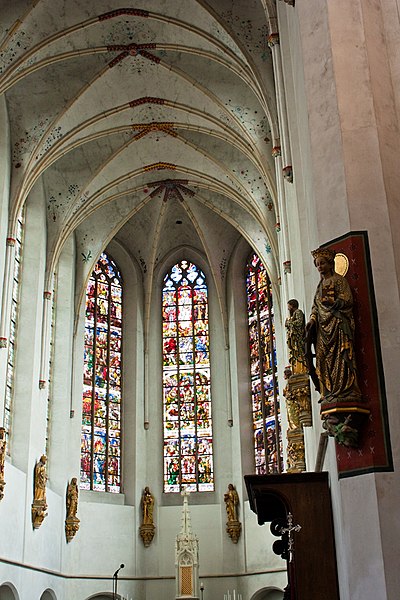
334, 252, 349, 276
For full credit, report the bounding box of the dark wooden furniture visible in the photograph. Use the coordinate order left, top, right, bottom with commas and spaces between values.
245, 472, 340, 600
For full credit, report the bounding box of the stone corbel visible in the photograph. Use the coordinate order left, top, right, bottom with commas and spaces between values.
226, 520, 242, 544
320, 406, 370, 448
139, 522, 156, 547
65, 516, 80, 542
32, 500, 47, 529
282, 165, 293, 183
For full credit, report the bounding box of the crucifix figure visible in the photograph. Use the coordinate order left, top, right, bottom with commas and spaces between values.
280, 512, 301, 563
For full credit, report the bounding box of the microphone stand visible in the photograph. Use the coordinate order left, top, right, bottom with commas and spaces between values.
113, 563, 124, 599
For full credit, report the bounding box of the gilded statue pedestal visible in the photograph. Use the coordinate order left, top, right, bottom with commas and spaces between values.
288, 373, 312, 428
32, 500, 47, 529
226, 520, 241, 544
139, 522, 155, 547
283, 371, 311, 474
286, 428, 306, 473
65, 515, 80, 542
0, 478, 5, 501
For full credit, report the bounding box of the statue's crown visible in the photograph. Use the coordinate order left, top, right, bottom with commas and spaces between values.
311, 247, 336, 262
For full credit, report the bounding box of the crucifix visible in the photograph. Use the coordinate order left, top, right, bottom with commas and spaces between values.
280, 512, 301, 563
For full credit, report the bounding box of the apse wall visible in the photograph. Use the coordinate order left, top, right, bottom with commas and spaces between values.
0, 188, 288, 598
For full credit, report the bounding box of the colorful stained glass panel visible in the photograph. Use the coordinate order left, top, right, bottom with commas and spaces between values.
246, 252, 282, 474
162, 261, 214, 493
80, 253, 123, 493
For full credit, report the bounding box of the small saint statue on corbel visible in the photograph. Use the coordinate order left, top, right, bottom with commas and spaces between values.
65, 477, 80, 542
32, 455, 48, 529
139, 486, 155, 547
285, 299, 312, 428
0, 427, 6, 501
224, 483, 241, 544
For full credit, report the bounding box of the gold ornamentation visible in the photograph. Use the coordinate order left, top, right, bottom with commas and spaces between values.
140, 523, 156, 547
286, 430, 306, 473
226, 520, 242, 544
307, 249, 370, 446
142, 486, 154, 524
65, 478, 80, 542
139, 486, 155, 546
311, 246, 336, 263
283, 370, 310, 473
334, 252, 349, 277
32, 455, 48, 529
0, 427, 6, 501
288, 373, 312, 428
224, 484, 241, 543
65, 517, 80, 543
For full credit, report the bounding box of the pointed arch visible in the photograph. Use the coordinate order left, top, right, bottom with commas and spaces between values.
80, 252, 123, 493
162, 259, 214, 492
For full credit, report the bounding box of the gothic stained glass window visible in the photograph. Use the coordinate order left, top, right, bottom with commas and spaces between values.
80, 253, 123, 493
162, 260, 214, 493
4, 211, 24, 446
246, 252, 283, 474
45, 280, 56, 455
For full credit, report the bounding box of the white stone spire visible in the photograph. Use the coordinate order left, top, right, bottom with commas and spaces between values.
179, 488, 194, 537
175, 489, 199, 599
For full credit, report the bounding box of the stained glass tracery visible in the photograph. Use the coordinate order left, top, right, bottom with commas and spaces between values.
246, 252, 282, 474
80, 253, 123, 493
162, 260, 214, 493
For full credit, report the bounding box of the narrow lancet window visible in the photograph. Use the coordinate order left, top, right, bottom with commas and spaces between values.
162, 260, 214, 492
80, 253, 123, 492
4, 211, 24, 445
246, 252, 282, 474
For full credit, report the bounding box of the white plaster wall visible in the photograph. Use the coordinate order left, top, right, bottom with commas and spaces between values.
278, 1, 400, 599
0, 463, 26, 561
10, 181, 47, 470
68, 499, 135, 578
48, 235, 79, 497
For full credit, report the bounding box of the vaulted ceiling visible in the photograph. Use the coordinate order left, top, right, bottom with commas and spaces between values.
1, 0, 280, 297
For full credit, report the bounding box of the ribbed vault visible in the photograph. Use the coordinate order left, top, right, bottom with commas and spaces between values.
1, 0, 280, 312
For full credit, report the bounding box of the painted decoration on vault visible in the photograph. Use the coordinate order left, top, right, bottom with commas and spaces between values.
246, 253, 282, 474
80, 253, 122, 493
162, 260, 214, 492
